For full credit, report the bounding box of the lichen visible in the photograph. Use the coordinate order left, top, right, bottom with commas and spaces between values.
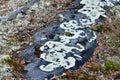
3, 56, 24, 73
111, 5, 120, 18
0, 20, 21, 51
40, 41, 83, 71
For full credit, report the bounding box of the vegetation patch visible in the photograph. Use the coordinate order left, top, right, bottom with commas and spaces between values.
65, 32, 74, 36
3, 55, 24, 78
104, 61, 120, 71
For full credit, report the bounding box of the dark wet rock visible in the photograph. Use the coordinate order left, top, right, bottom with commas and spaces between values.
22, 46, 35, 61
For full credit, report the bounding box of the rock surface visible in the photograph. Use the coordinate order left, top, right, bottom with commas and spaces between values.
0, 0, 119, 80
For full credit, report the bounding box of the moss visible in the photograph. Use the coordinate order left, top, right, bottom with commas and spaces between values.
3, 56, 12, 66
65, 32, 74, 36
0, 55, 12, 80
91, 25, 111, 33
104, 61, 120, 71
92, 25, 104, 32
3, 56, 24, 74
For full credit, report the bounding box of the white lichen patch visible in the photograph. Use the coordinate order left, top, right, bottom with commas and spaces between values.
78, 0, 120, 24
78, 5, 106, 23
40, 41, 84, 53
0, 55, 12, 80
60, 20, 79, 30
39, 20, 87, 71
59, 14, 65, 21
40, 41, 82, 71
79, 18, 93, 28
60, 20, 87, 44
39, 19, 87, 71
89, 31, 97, 42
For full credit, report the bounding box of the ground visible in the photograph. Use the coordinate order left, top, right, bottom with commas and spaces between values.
0, 0, 120, 80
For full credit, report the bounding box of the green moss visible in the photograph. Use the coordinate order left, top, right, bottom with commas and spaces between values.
3, 56, 12, 66
3, 56, 24, 73
104, 61, 120, 71
91, 25, 105, 33
65, 32, 74, 36
91, 25, 112, 33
